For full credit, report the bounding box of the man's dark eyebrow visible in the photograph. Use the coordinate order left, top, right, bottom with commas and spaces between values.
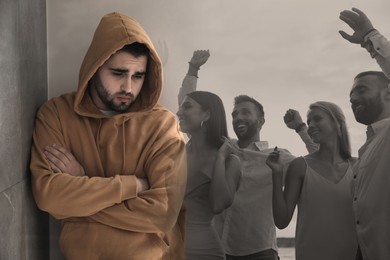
109, 68, 128, 73
108, 68, 146, 75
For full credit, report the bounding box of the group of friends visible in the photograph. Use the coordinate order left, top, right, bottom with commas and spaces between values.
29, 6, 390, 260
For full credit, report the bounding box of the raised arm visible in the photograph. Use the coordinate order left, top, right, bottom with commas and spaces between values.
284, 109, 319, 154
178, 50, 210, 106
266, 150, 305, 229
339, 7, 390, 79
339, 7, 374, 45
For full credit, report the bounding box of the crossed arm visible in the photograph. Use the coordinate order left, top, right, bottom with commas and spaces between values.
44, 144, 149, 193
30, 103, 187, 233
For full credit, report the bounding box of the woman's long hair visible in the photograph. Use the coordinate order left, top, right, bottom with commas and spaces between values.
187, 91, 228, 149
309, 101, 351, 159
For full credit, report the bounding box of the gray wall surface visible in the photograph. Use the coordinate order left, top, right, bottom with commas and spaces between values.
0, 0, 49, 259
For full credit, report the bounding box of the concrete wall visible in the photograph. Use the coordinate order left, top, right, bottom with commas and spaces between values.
0, 0, 49, 259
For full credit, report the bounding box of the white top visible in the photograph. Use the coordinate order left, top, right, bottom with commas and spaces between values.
214, 140, 295, 255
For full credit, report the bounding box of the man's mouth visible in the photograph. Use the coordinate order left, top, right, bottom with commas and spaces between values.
117, 96, 131, 102
235, 123, 248, 133
177, 117, 187, 125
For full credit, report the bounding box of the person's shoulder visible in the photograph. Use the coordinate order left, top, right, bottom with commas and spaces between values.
145, 104, 184, 138
150, 103, 174, 115
287, 156, 307, 179
148, 103, 180, 123
38, 92, 75, 113
291, 156, 306, 165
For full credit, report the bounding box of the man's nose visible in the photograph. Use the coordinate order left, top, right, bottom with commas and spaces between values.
308, 120, 315, 128
233, 113, 243, 121
176, 107, 183, 117
121, 77, 132, 92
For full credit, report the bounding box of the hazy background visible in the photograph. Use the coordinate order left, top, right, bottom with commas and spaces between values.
47, 0, 390, 237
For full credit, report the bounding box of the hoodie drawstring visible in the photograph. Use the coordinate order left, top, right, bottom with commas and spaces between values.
96, 119, 102, 154
121, 118, 126, 175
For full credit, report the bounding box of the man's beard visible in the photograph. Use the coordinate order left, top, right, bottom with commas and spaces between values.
352, 94, 383, 125
94, 76, 134, 113
233, 121, 258, 141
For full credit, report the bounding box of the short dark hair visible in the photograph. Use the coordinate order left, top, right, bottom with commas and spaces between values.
187, 91, 228, 148
354, 71, 390, 88
121, 42, 149, 57
234, 95, 265, 118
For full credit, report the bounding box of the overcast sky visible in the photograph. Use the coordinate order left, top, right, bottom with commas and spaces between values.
47, 0, 390, 238
48, 0, 390, 158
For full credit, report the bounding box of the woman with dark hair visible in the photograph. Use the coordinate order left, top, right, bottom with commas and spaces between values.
177, 90, 241, 260
266, 101, 358, 260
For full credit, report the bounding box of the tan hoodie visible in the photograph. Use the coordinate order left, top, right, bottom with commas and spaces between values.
30, 12, 187, 260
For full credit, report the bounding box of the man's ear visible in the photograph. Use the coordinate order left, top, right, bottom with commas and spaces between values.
385, 84, 390, 101
257, 117, 265, 128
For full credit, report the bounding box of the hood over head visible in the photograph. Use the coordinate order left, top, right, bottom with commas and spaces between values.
75, 12, 162, 117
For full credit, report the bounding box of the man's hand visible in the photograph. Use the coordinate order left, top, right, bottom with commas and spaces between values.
284, 109, 305, 130
44, 144, 85, 176
136, 177, 150, 194
339, 7, 374, 44
189, 50, 210, 69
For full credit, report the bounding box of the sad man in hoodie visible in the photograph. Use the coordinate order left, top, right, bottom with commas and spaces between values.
30, 12, 187, 260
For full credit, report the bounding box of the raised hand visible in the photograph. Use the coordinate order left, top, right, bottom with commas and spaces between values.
189, 50, 210, 69
339, 7, 374, 44
44, 144, 85, 176
284, 109, 305, 130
